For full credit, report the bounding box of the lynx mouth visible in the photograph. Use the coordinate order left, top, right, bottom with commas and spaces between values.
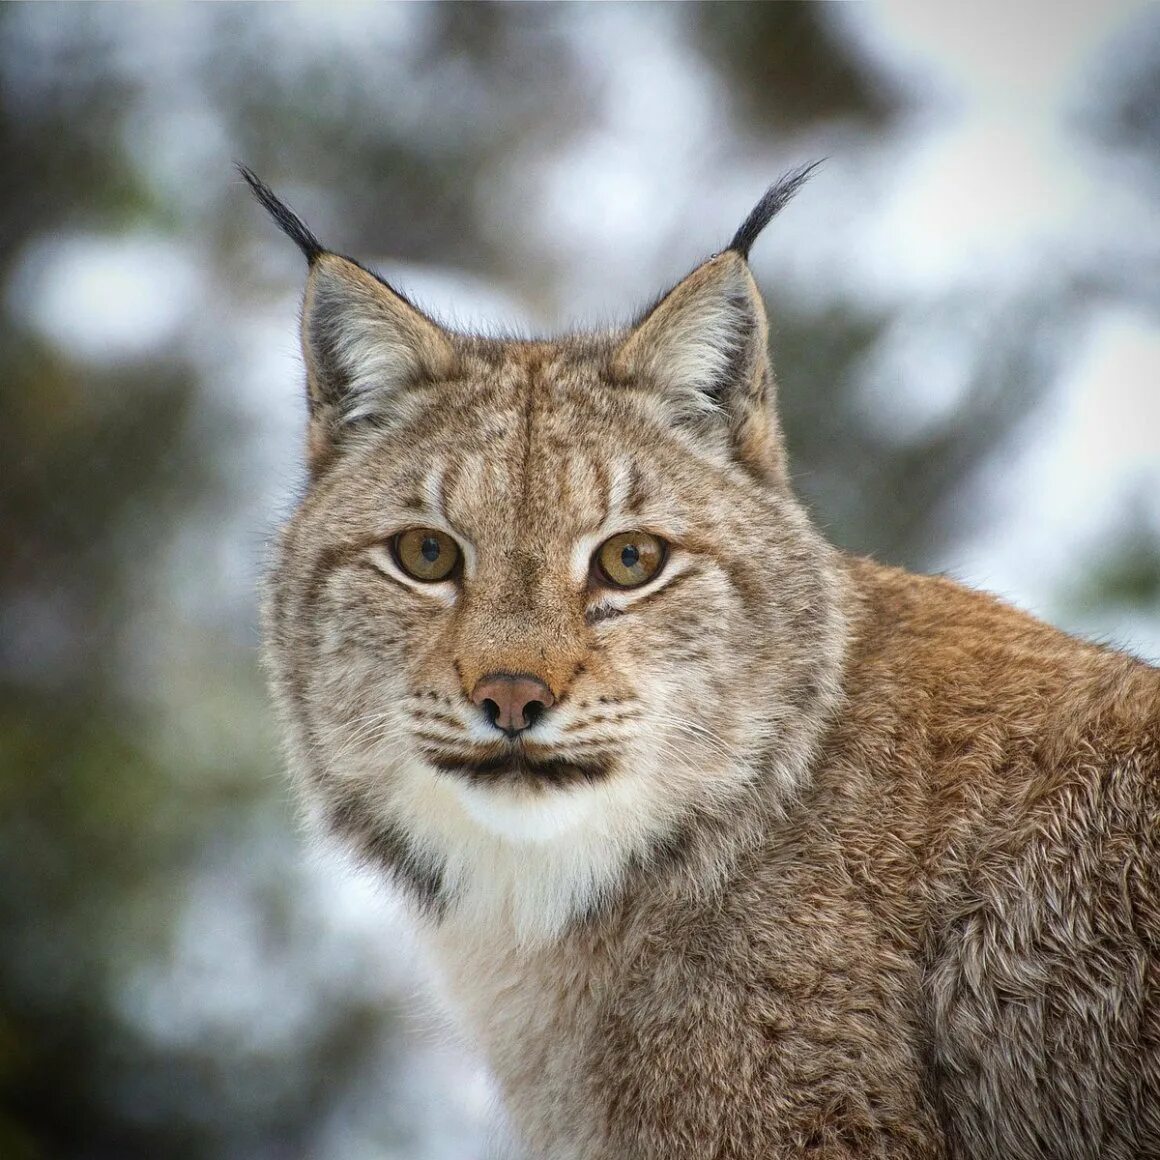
423, 747, 614, 787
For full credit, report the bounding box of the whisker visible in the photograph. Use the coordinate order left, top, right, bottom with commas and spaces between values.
646, 711, 752, 765
311, 710, 416, 779
641, 719, 753, 770
561, 711, 643, 735
412, 704, 465, 721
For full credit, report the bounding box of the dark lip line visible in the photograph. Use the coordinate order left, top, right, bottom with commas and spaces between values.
422, 748, 615, 784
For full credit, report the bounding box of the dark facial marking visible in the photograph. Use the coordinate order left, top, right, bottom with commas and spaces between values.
586, 604, 625, 626
325, 798, 447, 917
624, 460, 648, 516
424, 749, 615, 788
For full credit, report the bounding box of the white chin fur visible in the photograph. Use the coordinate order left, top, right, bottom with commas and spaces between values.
450, 777, 603, 843
386, 751, 668, 945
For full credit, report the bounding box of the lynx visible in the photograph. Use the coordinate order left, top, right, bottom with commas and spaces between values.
246, 164, 1160, 1159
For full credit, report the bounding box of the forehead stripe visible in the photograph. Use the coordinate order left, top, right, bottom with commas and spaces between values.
607, 457, 647, 518
422, 464, 447, 520
589, 456, 611, 527
624, 461, 648, 515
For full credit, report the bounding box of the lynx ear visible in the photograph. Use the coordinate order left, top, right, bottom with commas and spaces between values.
301, 254, 456, 425
611, 165, 820, 482
240, 165, 456, 465
612, 252, 786, 481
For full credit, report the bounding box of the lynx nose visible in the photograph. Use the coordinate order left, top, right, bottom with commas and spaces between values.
471, 673, 555, 737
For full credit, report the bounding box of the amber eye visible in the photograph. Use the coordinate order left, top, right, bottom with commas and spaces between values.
393, 528, 461, 582
594, 531, 666, 589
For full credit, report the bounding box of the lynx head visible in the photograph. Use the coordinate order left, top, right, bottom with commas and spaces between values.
249, 165, 847, 941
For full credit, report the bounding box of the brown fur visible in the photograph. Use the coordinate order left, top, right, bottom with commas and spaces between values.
253, 180, 1160, 1159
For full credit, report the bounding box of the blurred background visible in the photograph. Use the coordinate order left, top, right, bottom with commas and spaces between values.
1, 2, 1157, 1157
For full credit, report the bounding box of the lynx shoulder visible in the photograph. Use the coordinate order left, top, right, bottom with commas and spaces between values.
246, 164, 1160, 1160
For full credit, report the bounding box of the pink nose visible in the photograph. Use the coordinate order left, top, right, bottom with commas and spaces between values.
471, 673, 555, 736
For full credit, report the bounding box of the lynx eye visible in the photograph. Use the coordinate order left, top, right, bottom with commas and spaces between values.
594, 531, 666, 589
393, 528, 461, 582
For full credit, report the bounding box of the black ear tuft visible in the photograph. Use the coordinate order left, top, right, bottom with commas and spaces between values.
237, 163, 325, 265
727, 160, 824, 260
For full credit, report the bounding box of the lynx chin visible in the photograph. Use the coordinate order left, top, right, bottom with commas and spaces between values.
246, 163, 1159, 1160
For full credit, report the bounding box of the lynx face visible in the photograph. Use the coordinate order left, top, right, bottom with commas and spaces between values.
255, 169, 846, 939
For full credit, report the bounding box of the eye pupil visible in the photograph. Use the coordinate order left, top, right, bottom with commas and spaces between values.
393, 528, 460, 582
594, 531, 665, 590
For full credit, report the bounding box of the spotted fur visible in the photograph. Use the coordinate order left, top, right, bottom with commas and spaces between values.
253, 173, 1160, 1159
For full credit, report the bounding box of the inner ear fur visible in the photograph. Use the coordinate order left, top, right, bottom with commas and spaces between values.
612, 251, 787, 484
301, 254, 456, 464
